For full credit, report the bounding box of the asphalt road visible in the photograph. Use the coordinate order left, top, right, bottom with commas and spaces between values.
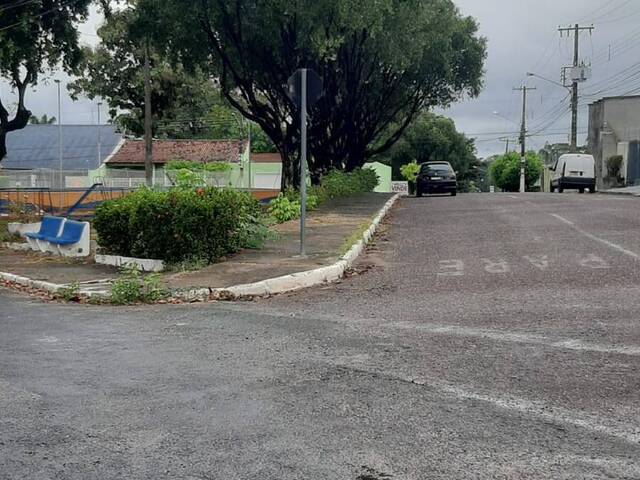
2, 193, 640, 479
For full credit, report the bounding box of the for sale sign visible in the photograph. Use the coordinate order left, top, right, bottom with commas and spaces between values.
391, 181, 409, 195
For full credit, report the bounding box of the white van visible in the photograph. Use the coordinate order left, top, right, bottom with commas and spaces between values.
550, 154, 596, 193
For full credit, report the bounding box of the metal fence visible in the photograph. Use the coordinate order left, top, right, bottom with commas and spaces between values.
0, 167, 232, 190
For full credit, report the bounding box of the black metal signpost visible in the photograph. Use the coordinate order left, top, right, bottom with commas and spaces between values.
287, 68, 323, 256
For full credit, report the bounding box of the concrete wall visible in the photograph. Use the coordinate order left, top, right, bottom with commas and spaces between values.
364, 162, 392, 192
589, 96, 640, 189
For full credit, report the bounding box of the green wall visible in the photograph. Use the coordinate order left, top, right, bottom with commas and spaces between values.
364, 162, 392, 192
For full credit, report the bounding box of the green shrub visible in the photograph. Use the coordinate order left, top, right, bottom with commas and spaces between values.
165, 160, 232, 172
110, 265, 169, 305
268, 193, 301, 223
268, 168, 378, 224
94, 187, 262, 264
56, 282, 81, 302
400, 161, 420, 182
606, 155, 623, 179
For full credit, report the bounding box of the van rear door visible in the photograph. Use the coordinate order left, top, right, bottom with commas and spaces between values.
564, 156, 594, 179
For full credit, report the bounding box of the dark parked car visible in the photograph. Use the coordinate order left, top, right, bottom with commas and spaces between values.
416, 162, 457, 197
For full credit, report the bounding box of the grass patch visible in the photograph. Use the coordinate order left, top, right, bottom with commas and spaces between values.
110, 265, 169, 305
339, 221, 374, 256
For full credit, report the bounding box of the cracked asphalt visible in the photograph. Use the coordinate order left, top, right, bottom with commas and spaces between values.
1, 193, 640, 479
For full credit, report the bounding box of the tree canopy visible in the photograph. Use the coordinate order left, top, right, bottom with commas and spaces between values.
0, 0, 92, 162
489, 152, 543, 192
30, 114, 57, 125
143, 0, 486, 187
68, 2, 276, 153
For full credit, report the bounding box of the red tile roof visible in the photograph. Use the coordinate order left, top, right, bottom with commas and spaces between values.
251, 153, 283, 164
106, 139, 245, 165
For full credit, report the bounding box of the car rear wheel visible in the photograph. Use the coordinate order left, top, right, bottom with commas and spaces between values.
579, 188, 585, 194
416, 188, 422, 197
558, 185, 564, 193
451, 190, 457, 197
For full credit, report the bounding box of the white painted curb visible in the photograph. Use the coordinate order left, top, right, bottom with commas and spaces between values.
0, 271, 109, 299
175, 194, 401, 301
95, 254, 166, 273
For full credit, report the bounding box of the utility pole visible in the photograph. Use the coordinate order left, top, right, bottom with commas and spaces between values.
144, 40, 153, 187
513, 86, 536, 193
559, 24, 594, 152
500, 138, 510, 155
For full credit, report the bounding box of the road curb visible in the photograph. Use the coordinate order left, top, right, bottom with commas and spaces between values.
173, 193, 401, 302
0, 194, 400, 303
598, 191, 640, 197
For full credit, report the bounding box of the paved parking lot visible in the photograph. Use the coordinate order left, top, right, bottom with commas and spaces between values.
2, 193, 640, 479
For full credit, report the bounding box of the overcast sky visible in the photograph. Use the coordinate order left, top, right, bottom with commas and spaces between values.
3, 0, 640, 158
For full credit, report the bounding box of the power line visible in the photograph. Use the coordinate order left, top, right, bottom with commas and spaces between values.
0, 0, 83, 32
0, 0, 42, 14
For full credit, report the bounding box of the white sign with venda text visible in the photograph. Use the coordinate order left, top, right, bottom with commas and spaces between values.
391, 181, 409, 195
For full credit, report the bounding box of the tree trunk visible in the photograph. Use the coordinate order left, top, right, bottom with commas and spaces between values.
0, 129, 7, 161
0, 107, 31, 163
279, 142, 300, 191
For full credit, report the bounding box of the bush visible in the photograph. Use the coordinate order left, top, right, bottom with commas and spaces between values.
606, 155, 623, 180
94, 187, 262, 264
268, 193, 301, 223
110, 266, 168, 305
489, 152, 542, 192
400, 161, 420, 182
165, 160, 232, 173
268, 168, 379, 223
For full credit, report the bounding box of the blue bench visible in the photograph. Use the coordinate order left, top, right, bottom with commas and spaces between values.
24, 216, 90, 257
44, 220, 86, 246
25, 216, 65, 251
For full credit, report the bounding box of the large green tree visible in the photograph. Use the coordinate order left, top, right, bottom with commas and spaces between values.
489, 151, 543, 192
68, 4, 217, 138
0, 0, 93, 162
69, 3, 276, 153
142, 0, 486, 187
380, 112, 479, 182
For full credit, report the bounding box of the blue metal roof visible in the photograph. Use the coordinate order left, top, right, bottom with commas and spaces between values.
3, 125, 122, 171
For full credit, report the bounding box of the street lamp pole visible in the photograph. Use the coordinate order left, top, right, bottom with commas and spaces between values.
97, 102, 103, 169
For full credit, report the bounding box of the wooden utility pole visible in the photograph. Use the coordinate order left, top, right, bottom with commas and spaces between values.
559, 24, 594, 152
144, 40, 153, 187
513, 86, 536, 193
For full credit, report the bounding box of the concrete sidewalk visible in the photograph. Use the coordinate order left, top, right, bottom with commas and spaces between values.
0, 193, 393, 295
599, 185, 640, 196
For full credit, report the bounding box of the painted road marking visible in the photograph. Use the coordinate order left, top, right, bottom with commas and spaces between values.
436, 255, 612, 276
550, 213, 574, 226
329, 361, 640, 445
437, 260, 465, 277
579, 254, 610, 269
523, 255, 549, 270
550, 213, 640, 259
388, 321, 640, 356
481, 259, 511, 274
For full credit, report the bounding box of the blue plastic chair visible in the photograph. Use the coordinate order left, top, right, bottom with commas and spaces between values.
25, 216, 65, 241
44, 220, 86, 246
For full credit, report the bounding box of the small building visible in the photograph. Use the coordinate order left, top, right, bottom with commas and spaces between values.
588, 95, 640, 189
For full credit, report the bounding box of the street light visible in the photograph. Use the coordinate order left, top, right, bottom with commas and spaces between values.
54, 79, 63, 212
526, 72, 571, 92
